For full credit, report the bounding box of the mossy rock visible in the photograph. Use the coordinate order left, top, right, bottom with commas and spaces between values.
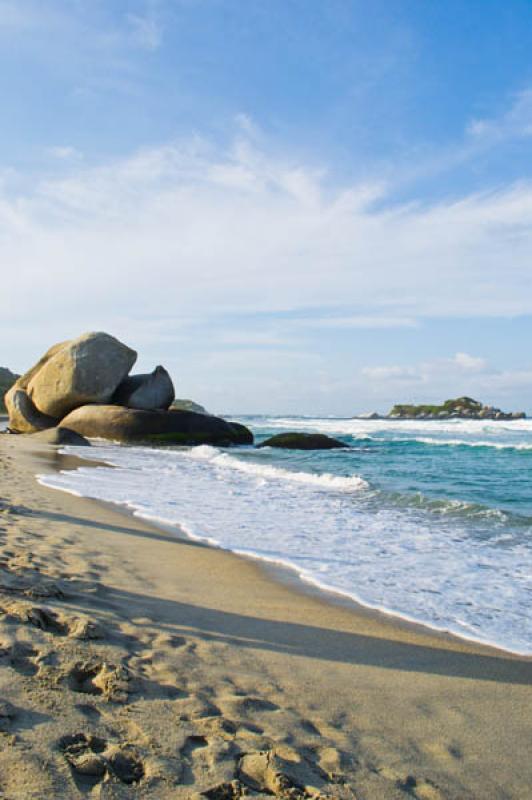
258, 432, 346, 450
59, 405, 253, 447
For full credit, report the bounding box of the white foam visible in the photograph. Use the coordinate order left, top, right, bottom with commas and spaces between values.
37, 442, 532, 655
181, 444, 368, 491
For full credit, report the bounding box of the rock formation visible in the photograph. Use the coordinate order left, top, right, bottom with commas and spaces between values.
60, 405, 252, 446
171, 398, 209, 414
258, 432, 346, 450
387, 396, 526, 420
4, 332, 253, 446
26, 332, 137, 418
112, 366, 175, 410
6, 333, 137, 432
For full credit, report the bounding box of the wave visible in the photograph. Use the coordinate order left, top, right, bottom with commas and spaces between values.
180, 445, 369, 491
398, 436, 532, 451
36, 441, 532, 655
254, 415, 532, 438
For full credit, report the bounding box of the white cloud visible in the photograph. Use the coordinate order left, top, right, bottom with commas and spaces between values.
302, 315, 418, 330
2, 132, 532, 353
47, 146, 82, 161
451, 352, 488, 372
360, 353, 532, 410
466, 89, 532, 143
363, 353, 490, 385
362, 365, 420, 381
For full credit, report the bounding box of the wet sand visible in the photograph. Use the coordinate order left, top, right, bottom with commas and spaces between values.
0, 434, 530, 799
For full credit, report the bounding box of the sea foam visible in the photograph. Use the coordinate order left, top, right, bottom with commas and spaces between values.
38, 434, 532, 656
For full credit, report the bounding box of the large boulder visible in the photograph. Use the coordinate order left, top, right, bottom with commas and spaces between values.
60, 405, 253, 446
112, 365, 175, 410
258, 432, 346, 450
26, 332, 137, 419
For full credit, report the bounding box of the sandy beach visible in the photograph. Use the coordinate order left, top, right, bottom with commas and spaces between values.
0, 434, 530, 799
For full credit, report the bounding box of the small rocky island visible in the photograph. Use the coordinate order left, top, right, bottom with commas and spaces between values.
2, 332, 253, 446
387, 396, 526, 421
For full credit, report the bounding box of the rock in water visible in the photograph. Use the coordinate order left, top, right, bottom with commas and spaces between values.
60, 405, 253, 446
26, 332, 137, 419
112, 365, 175, 410
258, 432, 346, 450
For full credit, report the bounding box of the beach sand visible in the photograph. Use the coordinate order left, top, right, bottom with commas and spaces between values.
0, 434, 530, 799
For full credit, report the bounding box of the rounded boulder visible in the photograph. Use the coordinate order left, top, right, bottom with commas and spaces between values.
60, 405, 253, 446
112, 365, 175, 410
27, 332, 137, 419
258, 432, 346, 450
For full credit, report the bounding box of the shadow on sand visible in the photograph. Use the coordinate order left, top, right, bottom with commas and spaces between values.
29, 503, 532, 689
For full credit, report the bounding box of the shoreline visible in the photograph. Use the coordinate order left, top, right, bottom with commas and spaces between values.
0, 434, 531, 798
39, 440, 531, 660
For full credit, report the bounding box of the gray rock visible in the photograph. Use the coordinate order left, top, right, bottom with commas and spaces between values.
112, 365, 175, 410
26, 332, 137, 419
171, 398, 209, 414
60, 405, 253, 446
258, 432, 346, 450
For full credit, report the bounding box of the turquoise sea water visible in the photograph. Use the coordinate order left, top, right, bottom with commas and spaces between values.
39, 415, 532, 654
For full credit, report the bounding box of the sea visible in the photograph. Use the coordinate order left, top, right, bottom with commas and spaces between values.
37, 415, 532, 656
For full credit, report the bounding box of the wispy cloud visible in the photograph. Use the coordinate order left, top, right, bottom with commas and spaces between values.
47, 145, 83, 161
297, 315, 419, 330
467, 89, 532, 143
2, 130, 532, 338
361, 352, 531, 409
126, 11, 163, 51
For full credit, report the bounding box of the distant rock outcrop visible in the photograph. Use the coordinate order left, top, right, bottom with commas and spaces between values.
388, 396, 526, 420
112, 365, 175, 410
4, 332, 253, 446
258, 432, 346, 450
0, 367, 19, 413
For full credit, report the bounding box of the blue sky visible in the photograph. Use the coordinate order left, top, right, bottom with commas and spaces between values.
2, 0, 532, 414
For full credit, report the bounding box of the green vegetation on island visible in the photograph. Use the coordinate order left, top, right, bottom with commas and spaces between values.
388, 396, 525, 420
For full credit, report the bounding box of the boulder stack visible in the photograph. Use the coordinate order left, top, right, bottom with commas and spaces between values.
5, 332, 253, 446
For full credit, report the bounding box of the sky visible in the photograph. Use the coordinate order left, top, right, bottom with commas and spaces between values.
1, 0, 532, 415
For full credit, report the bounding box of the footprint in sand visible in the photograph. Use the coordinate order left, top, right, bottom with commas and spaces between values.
60, 732, 145, 787
0, 699, 16, 731
66, 660, 130, 703
5, 601, 101, 640
2, 640, 41, 676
